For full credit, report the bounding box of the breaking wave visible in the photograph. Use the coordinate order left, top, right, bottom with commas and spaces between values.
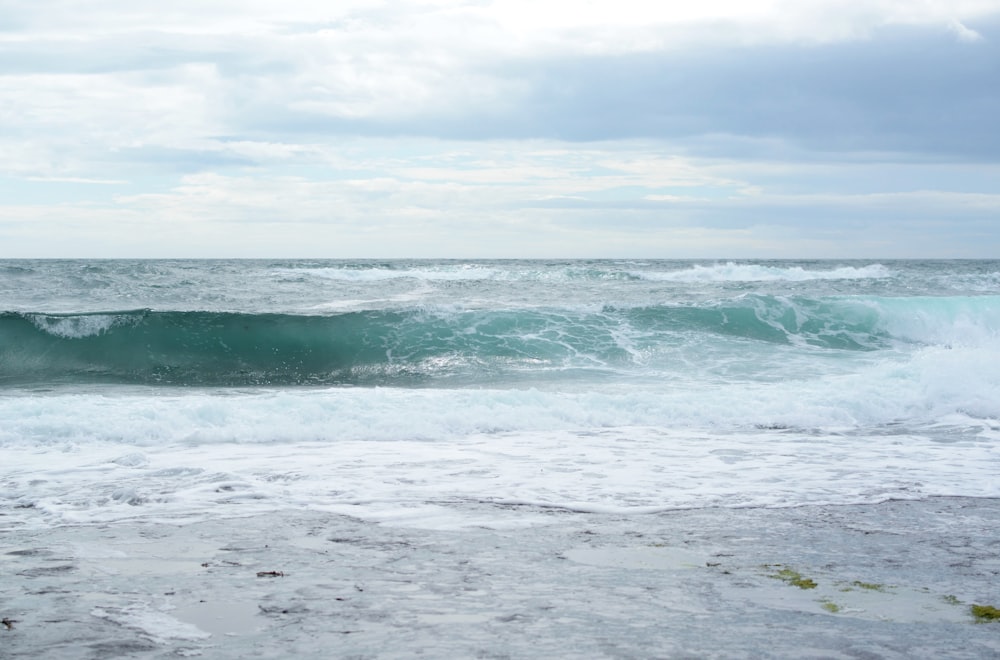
2, 294, 996, 386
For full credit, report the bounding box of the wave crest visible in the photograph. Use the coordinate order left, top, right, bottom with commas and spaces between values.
2, 294, 996, 386
636, 263, 893, 283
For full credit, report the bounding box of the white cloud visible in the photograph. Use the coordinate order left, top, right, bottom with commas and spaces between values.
948, 19, 986, 41
25, 177, 128, 184
1, 0, 999, 257
0, 64, 227, 179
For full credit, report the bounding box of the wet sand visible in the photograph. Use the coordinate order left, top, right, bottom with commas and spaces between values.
3, 498, 1000, 658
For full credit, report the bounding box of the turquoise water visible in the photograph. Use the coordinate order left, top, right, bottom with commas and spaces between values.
1, 260, 999, 526
2, 260, 998, 390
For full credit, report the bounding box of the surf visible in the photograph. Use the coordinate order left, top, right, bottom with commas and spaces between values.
2, 293, 998, 387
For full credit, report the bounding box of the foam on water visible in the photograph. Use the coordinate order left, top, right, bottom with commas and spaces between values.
273, 263, 504, 282
0, 330, 997, 449
2, 259, 998, 533
2, 332, 998, 530
25, 311, 144, 339
873, 295, 1000, 346
273, 261, 895, 285
4, 294, 998, 386
271, 261, 677, 285
3, 420, 998, 530
636, 262, 894, 282
90, 605, 211, 643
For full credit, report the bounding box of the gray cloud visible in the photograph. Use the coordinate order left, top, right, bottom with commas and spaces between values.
5, 6, 997, 164
2, 2, 998, 257
242, 19, 1000, 161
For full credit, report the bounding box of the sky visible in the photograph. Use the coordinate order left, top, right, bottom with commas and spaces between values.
1, 0, 999, 258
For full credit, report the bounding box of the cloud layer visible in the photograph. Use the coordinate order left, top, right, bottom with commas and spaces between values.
1, 1, 999, 257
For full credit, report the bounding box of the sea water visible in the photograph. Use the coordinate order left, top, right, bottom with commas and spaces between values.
2, 259, 999, 530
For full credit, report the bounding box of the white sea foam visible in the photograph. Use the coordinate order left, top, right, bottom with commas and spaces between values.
272, 263, 615, 287
273, 264, 502, 282
275, 262, 893, 285
0, 337, 997, 448
272, 264, 622, 283
90, 604, 211, 643
3, 260, 998, 536
3, 422, 998, 531
1, 334, 998, 531
26, 312, 140, 338
638, 263, 893, 282
874, 295, 1000, 347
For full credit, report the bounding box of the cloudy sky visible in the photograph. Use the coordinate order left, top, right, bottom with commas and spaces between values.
2, 0, 999, 258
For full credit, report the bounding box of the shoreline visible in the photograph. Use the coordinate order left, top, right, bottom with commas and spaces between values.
4, 497, 1000, 658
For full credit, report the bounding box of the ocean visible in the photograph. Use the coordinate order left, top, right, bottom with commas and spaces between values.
3, 259, 1000, 657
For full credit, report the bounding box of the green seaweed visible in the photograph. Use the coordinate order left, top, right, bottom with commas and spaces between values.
820, 601, 841, 613
766, 566, 817, 590
971, 604, 1000, 622
942, 595, 962, 606
851, 581, 886, 592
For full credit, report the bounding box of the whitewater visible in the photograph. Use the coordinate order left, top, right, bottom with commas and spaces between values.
3, 259, 1000, 658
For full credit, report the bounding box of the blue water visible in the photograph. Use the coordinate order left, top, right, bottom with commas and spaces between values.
2, 259, 999, 525
2, 259, 998, 390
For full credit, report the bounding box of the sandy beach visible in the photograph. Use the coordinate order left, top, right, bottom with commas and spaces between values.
4, 497, 1000, 658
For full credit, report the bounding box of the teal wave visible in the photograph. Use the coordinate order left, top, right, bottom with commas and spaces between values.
1, 295, 995, 386
1, 308, 626, 386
